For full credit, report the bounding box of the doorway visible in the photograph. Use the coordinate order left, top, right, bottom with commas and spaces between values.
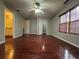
5, 9, 14, 37
5, 8, 14, 59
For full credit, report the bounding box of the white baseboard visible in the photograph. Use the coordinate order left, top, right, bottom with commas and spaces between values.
13, 34, 23, 38
36, 34, 42, 35
0, 41, 5, 44
50, 34, 79, 48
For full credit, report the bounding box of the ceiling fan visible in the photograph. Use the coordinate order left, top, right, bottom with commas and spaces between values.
17, 0, 47, 15
28, 0, 45, 15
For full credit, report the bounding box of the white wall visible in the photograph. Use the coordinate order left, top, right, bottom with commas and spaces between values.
24, 19, 30, 34
30, 19, 37, 34
13, 11, 24, 38
0, 0, 24, 42
4, 8, 24, 39
48, 0, 79, 47
0, 0, 5, 43
24, 18, 48, 35
37, 19, 48, 35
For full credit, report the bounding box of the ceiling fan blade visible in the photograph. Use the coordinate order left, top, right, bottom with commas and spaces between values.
27, 8, 35, 12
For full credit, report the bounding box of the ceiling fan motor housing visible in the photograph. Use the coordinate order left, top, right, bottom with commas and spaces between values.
35, 2, 40, 7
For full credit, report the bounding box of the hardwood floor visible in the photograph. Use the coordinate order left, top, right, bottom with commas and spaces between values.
5, 35, 79, 59
0, 43, 5, 59
5, 36, 13, 59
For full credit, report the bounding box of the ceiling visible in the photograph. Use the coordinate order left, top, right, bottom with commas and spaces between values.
3, 0, 65, 19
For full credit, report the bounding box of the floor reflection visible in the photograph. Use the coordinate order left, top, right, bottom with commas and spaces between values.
64, 49, 76, 59
42, 44, 45, 51
5, 37, 14, 59
8, 49, 14, 59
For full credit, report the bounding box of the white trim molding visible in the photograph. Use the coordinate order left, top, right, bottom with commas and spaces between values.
0, 41, 5, 44
50, 34, 79, 48
13, 34, 23, 38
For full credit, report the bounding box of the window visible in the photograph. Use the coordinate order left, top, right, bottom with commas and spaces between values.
59, 12, 69, 33
70, 6, 79, 34
59, 5, 79, 35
